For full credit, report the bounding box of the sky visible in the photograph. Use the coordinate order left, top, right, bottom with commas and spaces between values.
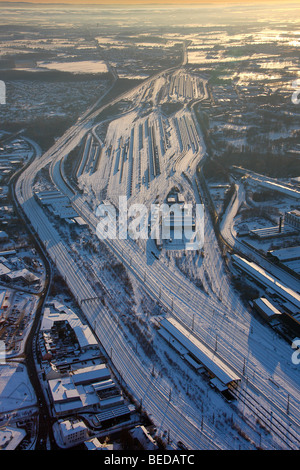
0, 0, 292, 4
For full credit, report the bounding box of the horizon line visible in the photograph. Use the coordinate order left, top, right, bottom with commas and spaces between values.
0, 0, 298, 5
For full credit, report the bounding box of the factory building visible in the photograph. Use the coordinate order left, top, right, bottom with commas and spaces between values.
285, 210, 300, 231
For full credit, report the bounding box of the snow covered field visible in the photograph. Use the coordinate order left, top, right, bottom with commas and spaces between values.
38, 60, 108, 74
15, 67, 298, 450
8, 2, 300, 450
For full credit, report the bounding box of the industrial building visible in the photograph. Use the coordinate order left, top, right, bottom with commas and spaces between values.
40, 302, 135, 438
253, 297, 282, 323
130, 425, 158, 450
58, 419, 89, 448
5, 269, 39, 285
48, 363, 124, 417
285, 210, 300, 231
267, 246, 300, 277
268, 246, 300, 263
231, 254, 300, 312
249, 225, 297, 240
35, 189, 78, 220
40, 304, 98, 357
159, 317, 240, 393
0, 426, 27, 450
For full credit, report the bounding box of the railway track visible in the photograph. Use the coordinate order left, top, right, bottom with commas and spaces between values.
229, 383, 300, 449
16, 36, 300, 450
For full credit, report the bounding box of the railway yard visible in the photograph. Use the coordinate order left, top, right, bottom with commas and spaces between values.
13, 59, 300, 451
1, 2, 300, 452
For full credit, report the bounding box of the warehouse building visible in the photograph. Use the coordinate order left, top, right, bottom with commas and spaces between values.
267, 246, 300, 277
231, 254, 300, 311
58, 419, 89, 448
49, 364, 113, 416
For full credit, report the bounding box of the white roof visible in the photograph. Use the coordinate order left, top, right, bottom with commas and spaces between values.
160, 318, 240, 385
0, 263, 10, 276
73, 324, 98, 349
99, 395, 124, 408
73, 217, 87, 226
71, 363, 110, 385
41, 306, 98, 348
49, 377, 81, 404
287, 209, 300, 218
232, 254, 300, 310
59, 420, 87, 437
130, 426, 157, 449
0, 289, 6, 306
269, 246, 300, 262
253, 297, 282, 317
0, 427, 26, 450
7, 269, 39, 282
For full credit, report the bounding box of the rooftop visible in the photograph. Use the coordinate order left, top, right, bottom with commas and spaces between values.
159, 317, 240, 386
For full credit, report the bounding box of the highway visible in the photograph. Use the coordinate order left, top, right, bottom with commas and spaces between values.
15, 41, 300, 449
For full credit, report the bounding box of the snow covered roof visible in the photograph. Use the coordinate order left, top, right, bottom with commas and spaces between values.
232, 254, 300, 310
160, 317, 240, 386
85, 438, 113, 450
287, 209, 300, 218
268, 246, 300, 262
71, 364, 110, 385
130, 426, 158, 450
59, 419, 87, 437
253, 297, 282, 318
49, 377, 81, 404
73, 324, 98, 349
0, 263, 10, 276
0, 289, 6, 307
0, 427, 26, 450
7, 269, 39, 283
40, 305, 98, 349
